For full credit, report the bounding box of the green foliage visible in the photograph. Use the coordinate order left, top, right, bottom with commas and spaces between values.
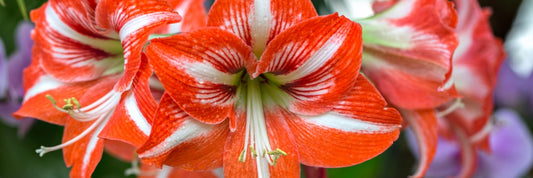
0, 0, 45, 55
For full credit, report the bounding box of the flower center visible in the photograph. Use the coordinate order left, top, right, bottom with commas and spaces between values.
238, 75, 287, 177
36, 91, 121, 157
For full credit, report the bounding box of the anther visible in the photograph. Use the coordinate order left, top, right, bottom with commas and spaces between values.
267, 148, 287, 156
250, 145, 258, 158
239, 149, 246, 163
267, 148, 287, 166
62, 98, 74, 110
72, 97, 81, 112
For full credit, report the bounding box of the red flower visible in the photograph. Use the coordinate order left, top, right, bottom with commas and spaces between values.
11, 0, 208, 177
435, 0, 505, 176
137, 0, 403, 177
326, 0, 460, 177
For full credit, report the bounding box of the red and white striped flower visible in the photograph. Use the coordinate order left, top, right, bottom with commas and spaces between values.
435, 0, 505, 176
326, 0, 460, 177
12, 0, 207, 177
137, 0, 403, 177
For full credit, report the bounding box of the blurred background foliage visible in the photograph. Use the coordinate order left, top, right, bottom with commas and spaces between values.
0, 0, 528, 177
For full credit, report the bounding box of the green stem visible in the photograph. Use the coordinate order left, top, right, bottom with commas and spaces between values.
16, 0, 28, 20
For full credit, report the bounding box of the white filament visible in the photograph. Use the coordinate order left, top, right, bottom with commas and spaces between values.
242, 78, 273, 178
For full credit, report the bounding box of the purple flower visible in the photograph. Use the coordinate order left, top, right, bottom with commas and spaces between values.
496, 0, 533, 111
0, 21, 34, 137
407, 109, 533, 177
494, 61, 533, 110
0, 40, 7, 99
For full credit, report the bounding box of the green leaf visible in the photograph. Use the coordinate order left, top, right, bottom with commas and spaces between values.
16, 0, 28, 20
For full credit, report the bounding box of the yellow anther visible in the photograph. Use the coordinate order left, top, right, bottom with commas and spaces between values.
62, 98, 74, 111
238, 149, 246, 163
267, 148, 287, 166
250, 145, 258, 158
267, 148, 287, 156
71, 97, 81, 110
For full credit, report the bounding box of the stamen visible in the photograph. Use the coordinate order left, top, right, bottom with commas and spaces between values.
45, 91, 121, 122
46, 94, 57, 105
62, 98, 74, 110
250, 145, 258, 158
239, 149, 246, 163
238, 76, 288, 177
267, 148, 287, 166
72, 97, 81, 112
267, 148, 287, 156
436, 98, 464, 118
470, 116, 496, 143
35, 109, 113, 157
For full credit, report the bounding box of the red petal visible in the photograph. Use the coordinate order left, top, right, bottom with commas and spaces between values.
62, 115, 112, 177
450, 122, 477, 178
207, 0, 317, 53
48, 0, 101, 37
401, 109, 438, 177
254, 14, 362, 115
155, 0, 208, 33
164, 168, 220, 178
104, 139, 137, 162
285, 75, 401, 167
62, 73, 120, 177
223, 109, 300, 178
147, 28, 254, 124
14, 70, 121, 125
440, 0, 505, 150
372, 0, 399, 14
99, 55, 157, 148
95, 0, 182, 92
32, 3, 124, 83
137, 94, 227, 170
139, 165, 221, 178
360, 0, 459, 109
62, 119, 106, 178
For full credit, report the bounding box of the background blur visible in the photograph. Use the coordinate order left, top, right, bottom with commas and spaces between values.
0, 0, 530, 177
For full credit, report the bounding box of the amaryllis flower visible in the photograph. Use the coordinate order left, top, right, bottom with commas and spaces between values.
428, 0, 505, 176
138, 165, 223, 178
396, 0, 505, 176
138, 0, 401, 177
327, 0, 459, 109
0, 21, 34, 137
13, 0, 188, 177
407, 109, 533, 178
438, 0, 504, 147
325, 0, 459, 176
137, 0, 403, 177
